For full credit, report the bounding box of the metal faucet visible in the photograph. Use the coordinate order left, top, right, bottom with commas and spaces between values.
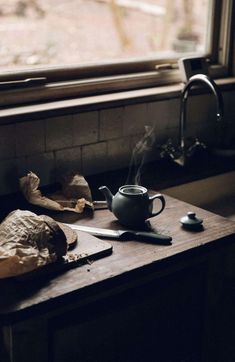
161, 74, 224, 166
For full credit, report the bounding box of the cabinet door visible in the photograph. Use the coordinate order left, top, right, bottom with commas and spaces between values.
50, 265, 206, 362
1, 318, 49, 362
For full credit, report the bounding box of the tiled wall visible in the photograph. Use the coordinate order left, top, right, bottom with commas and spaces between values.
0, 90, 234, 195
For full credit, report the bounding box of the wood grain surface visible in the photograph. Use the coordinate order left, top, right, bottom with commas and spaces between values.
1, 194, 235, 324
9, 230, 112, 282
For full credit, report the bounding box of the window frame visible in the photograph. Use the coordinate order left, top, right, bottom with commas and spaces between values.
0, 0, 234, 108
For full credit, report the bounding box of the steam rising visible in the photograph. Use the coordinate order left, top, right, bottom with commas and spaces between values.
126, 126, 155, 185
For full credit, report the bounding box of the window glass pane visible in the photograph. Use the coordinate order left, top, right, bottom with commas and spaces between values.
0, 0, 211, 71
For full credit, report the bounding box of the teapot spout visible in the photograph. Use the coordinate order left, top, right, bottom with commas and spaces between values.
99, 186, 114, 211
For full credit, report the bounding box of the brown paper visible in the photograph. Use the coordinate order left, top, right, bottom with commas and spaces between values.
0, 210, 61, 278
19, 171, 93, 213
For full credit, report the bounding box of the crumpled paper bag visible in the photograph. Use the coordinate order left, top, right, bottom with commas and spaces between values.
0, 209, 66, 279
19, 171, 93, 213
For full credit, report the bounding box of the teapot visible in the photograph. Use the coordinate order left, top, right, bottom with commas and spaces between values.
99, 185, 166, 228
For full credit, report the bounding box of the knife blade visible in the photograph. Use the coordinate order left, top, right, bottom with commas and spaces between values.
63, 223, 172, 245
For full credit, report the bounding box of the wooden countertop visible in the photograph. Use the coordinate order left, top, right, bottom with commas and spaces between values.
1, 194, 235, 325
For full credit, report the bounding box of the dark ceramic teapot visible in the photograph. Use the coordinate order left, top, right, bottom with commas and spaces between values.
99, 185, 165, 228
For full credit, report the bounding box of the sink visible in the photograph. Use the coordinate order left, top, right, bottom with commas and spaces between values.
211, 148, 235, 158
161, 170, 235, 220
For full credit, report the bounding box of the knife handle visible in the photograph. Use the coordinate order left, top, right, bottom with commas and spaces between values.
135, 231, 172, 245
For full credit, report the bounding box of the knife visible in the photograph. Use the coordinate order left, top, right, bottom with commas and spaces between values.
63, 223, 172, 245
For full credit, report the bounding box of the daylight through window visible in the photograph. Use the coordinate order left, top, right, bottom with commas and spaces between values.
0, 0, 211, 71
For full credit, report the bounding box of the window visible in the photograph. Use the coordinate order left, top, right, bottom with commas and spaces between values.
0, 0, 212, 69
0, 0, 234, 107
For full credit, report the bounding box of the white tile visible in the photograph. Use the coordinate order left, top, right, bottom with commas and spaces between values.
99, 107, 124, 140
147, 100, 169, 130
55, 147, 82, 181
127, 131, 159, 181
163, 127, 179, 144
123, 103, 147, 136
221, 119, 235, 147
0, 124, 16, 160
26, 152, 55, 186
223, 92, 235, 122
186, 122, 213, 144
82, 142, 107, 175
155, 127, 178, 146
73, 111, 98, 145
0, 159, 18, 195
223, 90, 235, 115
167, 99, 181, 129
147, 99, 180, 131
129, 126, 157, 154
16, 156, 29, 179
45, 115, 73, 151
107, 137, 131, 170
186, 94, 211, 124
130, 133, 144, 148
16, 120, 45, 157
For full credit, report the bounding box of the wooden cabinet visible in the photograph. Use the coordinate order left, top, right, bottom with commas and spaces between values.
51, 264, 206, 362
1, 194, 235, 362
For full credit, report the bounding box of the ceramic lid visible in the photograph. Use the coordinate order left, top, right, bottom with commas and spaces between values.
180, 211, 203, 229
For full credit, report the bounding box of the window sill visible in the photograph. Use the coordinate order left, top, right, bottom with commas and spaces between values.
0, 77, 235, 125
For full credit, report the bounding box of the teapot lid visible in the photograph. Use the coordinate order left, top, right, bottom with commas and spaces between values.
119, 185, 147, 196
180, 211, 203, 230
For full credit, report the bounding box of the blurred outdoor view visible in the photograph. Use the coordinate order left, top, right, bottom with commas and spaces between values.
0, 0, 210, 71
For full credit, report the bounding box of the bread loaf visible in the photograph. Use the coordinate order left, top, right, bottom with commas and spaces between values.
0, 210, 68, 278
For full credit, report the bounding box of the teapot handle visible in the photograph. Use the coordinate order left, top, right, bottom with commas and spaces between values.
149, 194, 166, 217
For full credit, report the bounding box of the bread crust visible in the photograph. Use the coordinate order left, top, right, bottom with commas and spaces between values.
40, 215, 68, 257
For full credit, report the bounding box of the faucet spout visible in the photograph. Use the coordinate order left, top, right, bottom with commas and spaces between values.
160, 73, 224, 166
179, 74, 223, 150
